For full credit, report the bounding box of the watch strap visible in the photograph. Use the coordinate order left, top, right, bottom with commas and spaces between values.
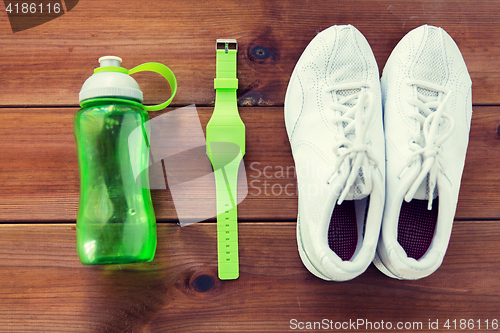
206, 39, 245, 280
213, 154, 241, 280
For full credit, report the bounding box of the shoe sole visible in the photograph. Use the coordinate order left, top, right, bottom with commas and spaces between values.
296, 214, 332, 280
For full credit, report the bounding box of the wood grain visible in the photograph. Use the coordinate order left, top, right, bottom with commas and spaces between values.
1, 106, 499, 222
0, 222, 498, 332
0, 0, 499, 106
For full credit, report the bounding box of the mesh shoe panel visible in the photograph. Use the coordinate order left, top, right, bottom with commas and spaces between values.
330, 28, 364, 84
413, 28, 447, 85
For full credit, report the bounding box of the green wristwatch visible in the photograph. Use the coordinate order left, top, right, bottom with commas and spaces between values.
206, 39, 245, 280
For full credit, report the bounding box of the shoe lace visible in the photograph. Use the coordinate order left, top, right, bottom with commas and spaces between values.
402, 79, 455, 210
325, 83, 378, 205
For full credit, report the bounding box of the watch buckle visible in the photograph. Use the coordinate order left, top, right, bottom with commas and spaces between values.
216, 39, 237, 53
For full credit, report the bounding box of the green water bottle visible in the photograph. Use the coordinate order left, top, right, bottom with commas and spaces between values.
74, 56, 177, 265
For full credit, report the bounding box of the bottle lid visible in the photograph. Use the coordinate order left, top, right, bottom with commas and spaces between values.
79, 56, 144, 104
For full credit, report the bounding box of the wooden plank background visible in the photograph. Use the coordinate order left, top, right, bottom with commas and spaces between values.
1, 0, 499, 331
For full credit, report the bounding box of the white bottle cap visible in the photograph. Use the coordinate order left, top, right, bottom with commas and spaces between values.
79, 56, 143, 103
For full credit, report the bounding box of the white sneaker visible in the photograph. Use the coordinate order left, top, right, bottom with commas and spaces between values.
375, 25, 472, 280
285, 25, 385, 281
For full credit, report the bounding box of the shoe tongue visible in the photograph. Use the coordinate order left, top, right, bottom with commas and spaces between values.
336, 88, 360, 109
411, 175, 438, 200
416, 87, 439, 114
335, 88, 361, 138
339, 166, 371, 201
417, 87, 438, 98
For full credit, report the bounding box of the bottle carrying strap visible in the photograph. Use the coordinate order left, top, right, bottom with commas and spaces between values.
128, 62, 178, 111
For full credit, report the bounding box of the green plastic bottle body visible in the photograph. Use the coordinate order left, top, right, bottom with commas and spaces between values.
74, 100, 156, 265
